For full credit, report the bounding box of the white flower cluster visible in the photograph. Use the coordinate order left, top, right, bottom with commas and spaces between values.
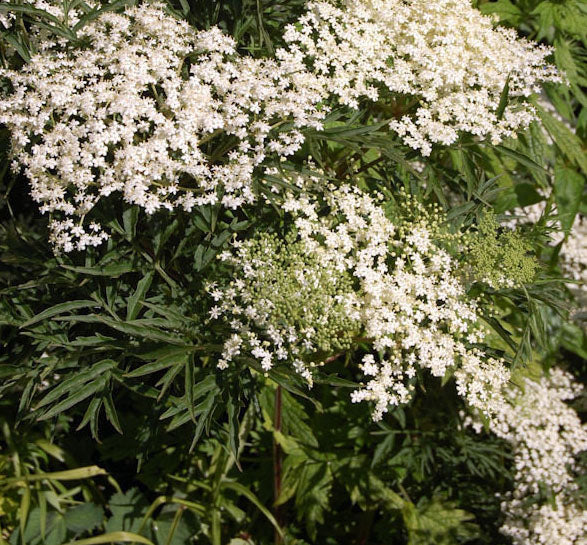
0, 11, 14, 30
0, 2, 325, 252
0, 0, 93, 48
210, 185, 510, 420
283, 0, 561, 155
1, 0, 562, 251
483, 369, 587, 545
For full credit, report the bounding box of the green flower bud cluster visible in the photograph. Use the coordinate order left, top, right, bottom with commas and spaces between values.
210, 230, 360, 378
466, 211, 538, 289
394, 191, 537, 289
248, 232, 357, 354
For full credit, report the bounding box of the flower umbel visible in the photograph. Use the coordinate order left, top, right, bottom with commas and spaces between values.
0, 2, 326, 252
283, 0, 561, 155
470, 368, 587, 545
210, 185, 511, 420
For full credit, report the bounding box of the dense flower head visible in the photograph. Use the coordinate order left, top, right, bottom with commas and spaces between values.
210, 184, 511, 420
207, 231, 360, 383
283, 0, 562, 155
0, 0, 565, 251
466, 210, 538, 289
0, 2, 326, 252
473, 368, 587, 545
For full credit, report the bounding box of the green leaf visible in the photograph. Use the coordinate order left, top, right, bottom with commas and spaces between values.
126, 272, 154, 321
39, 489, 47, 540
122, 206, 140, 239
294, 461, 332, 540
227, 395, 240, 464
479, 0, 522, 23
496, 145, 547, 175
367, 474, 404, 511
62, 532, 155, 545
221, 481, 283, 538
103, 392, 123, 434
313, 374, 358, 388
20, 300, 96, 328
0, 32, 31, 62
306, 121, 386, 140
560, 322, 587, 360
185, 358, 196, 424
151, 507, 199, 545
19, 484, 31, 541
275, 457, 304, 506
139, 302, 191, 327
56, 314, 186, 345
496, 76, 510, 120
188, 390, 217, 451
535, 103, 587, 174
38, 376, 108, 420
260, 387, 318, 447
191, 374, 219, 401
193, 245, 217, 271
4, 466, 107, 485
403, 497, 478, 545
165, 389, 218, 431
64, 503, 104, 533
520, 122, 548, 187
105, 489, 149, 534
36, 359, 117, 410
153, 219, 180, 255
126, 351, 188, 378
554, 39, 579, 87
531, 2, 557, 41
554, 163, 584, 232
245, 360, 322, 410
35, 439, 65, 463
62, 262, 135, 277
372, 432, 395, 468
211, 230, 232, 248
11, 508, 67, 545
156, 364, 185, 401
77, 397, 103, 434
178, 0, 190, 15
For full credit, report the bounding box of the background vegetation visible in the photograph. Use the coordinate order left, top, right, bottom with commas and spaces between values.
0, 0, 585, 544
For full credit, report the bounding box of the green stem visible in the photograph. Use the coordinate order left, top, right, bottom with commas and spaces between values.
163, 506, 184, 545
211, 507, 221, 545
273, 385, 283, 545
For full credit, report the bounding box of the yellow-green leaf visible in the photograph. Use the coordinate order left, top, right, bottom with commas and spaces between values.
61, 532, 155, 545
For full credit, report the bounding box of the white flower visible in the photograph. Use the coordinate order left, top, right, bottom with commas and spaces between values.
210, 183, 509, 420
469, 368, 587, 545
0, 2, 326, 252
283, 0, 561, 155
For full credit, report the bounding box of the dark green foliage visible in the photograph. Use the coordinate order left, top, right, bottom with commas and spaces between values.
0, 0, 585, 544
